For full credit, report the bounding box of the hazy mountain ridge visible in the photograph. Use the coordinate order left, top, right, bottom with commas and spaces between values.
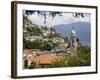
53, 22, 91, 46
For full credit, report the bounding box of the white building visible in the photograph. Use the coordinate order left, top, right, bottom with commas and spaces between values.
52, 37, 65, 43
24, 35, 43, 41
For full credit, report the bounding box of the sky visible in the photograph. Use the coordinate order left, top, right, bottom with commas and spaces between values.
25, 11, 91, 27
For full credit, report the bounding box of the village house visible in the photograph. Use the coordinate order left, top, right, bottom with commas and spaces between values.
52, 37, 65, 44
24, 19, 34, 28
42, 29, 51, 37
24, 35, 43, 41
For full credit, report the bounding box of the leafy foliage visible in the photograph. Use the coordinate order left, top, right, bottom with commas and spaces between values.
41, 42, 52, 51
24, 59, 28, 68
24, 39, 54, 51
73, 13, 84, 18
23, 39, 34, 49
66, 45, 91, 66
28, 61, 37, 69
51, 58, 67, 67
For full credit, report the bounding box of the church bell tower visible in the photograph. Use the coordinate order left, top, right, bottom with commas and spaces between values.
70, 29, 77, 53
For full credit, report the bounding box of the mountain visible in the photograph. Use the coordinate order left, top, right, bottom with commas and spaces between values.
53, 22, 91, 46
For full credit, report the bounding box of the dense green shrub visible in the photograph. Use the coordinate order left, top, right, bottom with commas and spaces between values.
28, 61, 37, 69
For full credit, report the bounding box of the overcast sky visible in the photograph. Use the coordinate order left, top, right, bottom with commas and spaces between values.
27, 11, 90, 27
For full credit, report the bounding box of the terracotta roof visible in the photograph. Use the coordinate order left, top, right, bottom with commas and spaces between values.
35, 54, 64, 64
23, 49, 64, 65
